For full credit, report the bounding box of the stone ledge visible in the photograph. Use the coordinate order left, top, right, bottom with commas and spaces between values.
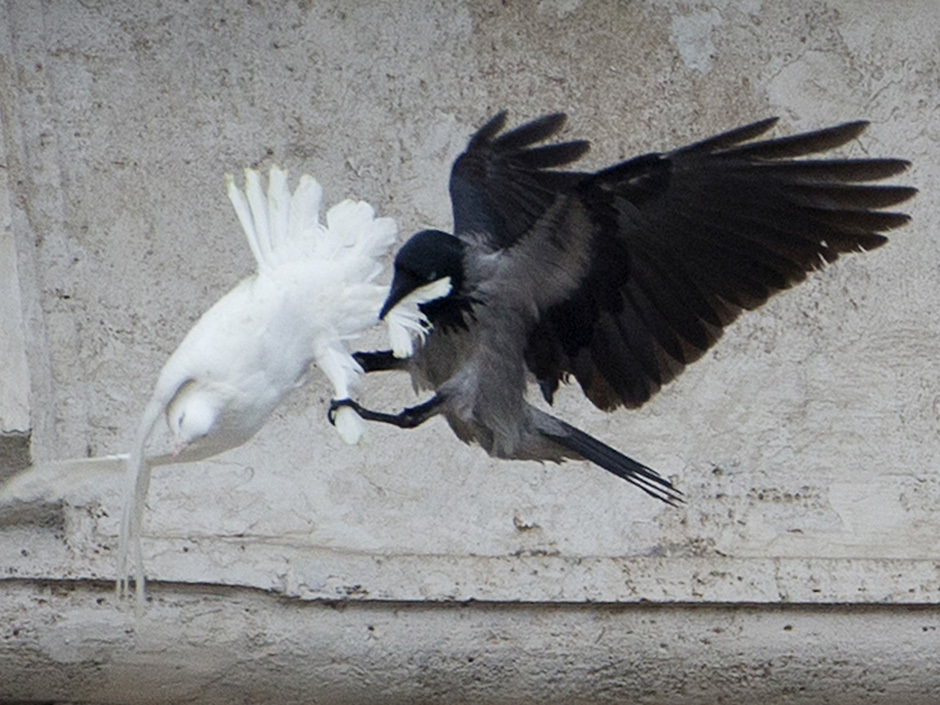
2, 580, 940, 705
2, 456, 939, 606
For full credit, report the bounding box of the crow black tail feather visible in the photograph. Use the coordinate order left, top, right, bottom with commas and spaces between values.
541, 422, 683, 506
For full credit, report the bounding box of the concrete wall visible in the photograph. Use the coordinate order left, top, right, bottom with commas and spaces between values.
1, 0, 939, 702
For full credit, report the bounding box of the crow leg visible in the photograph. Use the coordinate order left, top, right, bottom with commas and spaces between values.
328, 395, 442, 429
353, 350, 408, 373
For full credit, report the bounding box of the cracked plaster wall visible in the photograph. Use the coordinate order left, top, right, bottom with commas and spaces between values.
1, 0, 939, 702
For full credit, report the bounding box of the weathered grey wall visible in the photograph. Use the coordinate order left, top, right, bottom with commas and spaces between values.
1, 0, 939, 702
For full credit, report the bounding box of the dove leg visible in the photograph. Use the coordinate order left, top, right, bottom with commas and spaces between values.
329, 396, 442, 428
353, 350, 409, 373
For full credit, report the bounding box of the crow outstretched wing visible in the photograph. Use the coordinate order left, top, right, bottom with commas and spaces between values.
449, 113, 915, 410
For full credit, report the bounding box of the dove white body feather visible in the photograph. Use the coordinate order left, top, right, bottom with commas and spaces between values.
118, 167, 429, 602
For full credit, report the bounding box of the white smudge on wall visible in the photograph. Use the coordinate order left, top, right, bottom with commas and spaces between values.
670, 8, 724, 74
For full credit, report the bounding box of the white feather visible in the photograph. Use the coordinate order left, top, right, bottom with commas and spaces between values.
384, 277, 453, 357
225, 175, 261, 265
117, 167, 441, 605
245, 168, 274, 267
288, 176, 323, 252
266, 167, 291, 255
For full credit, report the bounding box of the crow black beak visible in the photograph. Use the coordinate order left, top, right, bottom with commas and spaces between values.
379, 271, 418, 320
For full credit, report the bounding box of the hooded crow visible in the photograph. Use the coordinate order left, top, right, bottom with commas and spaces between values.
331, 112, 915, 504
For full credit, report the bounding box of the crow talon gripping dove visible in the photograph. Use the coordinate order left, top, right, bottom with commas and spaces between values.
336, 112, 915, 503
117, 167, 437, 602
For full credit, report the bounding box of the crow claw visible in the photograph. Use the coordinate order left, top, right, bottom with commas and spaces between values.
327, 398, 358, 425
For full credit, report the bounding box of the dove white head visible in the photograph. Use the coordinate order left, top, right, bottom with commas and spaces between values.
117, 166, 436, 605
166, 381, 216, 454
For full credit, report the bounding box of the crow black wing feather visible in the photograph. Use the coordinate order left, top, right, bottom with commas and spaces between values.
450, 112, 590, 248
449, 113, 915, 411
531, 118, 914, 410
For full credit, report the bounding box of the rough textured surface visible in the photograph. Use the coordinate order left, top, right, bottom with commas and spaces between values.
0, 98, 31, 480
3, 581, 940, 705
1, 0, 938, 701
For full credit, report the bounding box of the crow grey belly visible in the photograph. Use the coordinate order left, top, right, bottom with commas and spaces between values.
442, 403, 569, 465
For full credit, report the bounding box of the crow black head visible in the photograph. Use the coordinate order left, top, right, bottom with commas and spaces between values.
379, 229, 466, 320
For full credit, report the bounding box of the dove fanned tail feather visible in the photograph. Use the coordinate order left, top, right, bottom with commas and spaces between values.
245, 168, 274, 266
226, 174, 264, 267
266, 167, 292, 256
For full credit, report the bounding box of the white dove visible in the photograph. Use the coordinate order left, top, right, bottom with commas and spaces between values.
117, 166, 445, 603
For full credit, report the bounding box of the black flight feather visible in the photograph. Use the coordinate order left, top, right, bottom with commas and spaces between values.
445, 113, 918, 411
